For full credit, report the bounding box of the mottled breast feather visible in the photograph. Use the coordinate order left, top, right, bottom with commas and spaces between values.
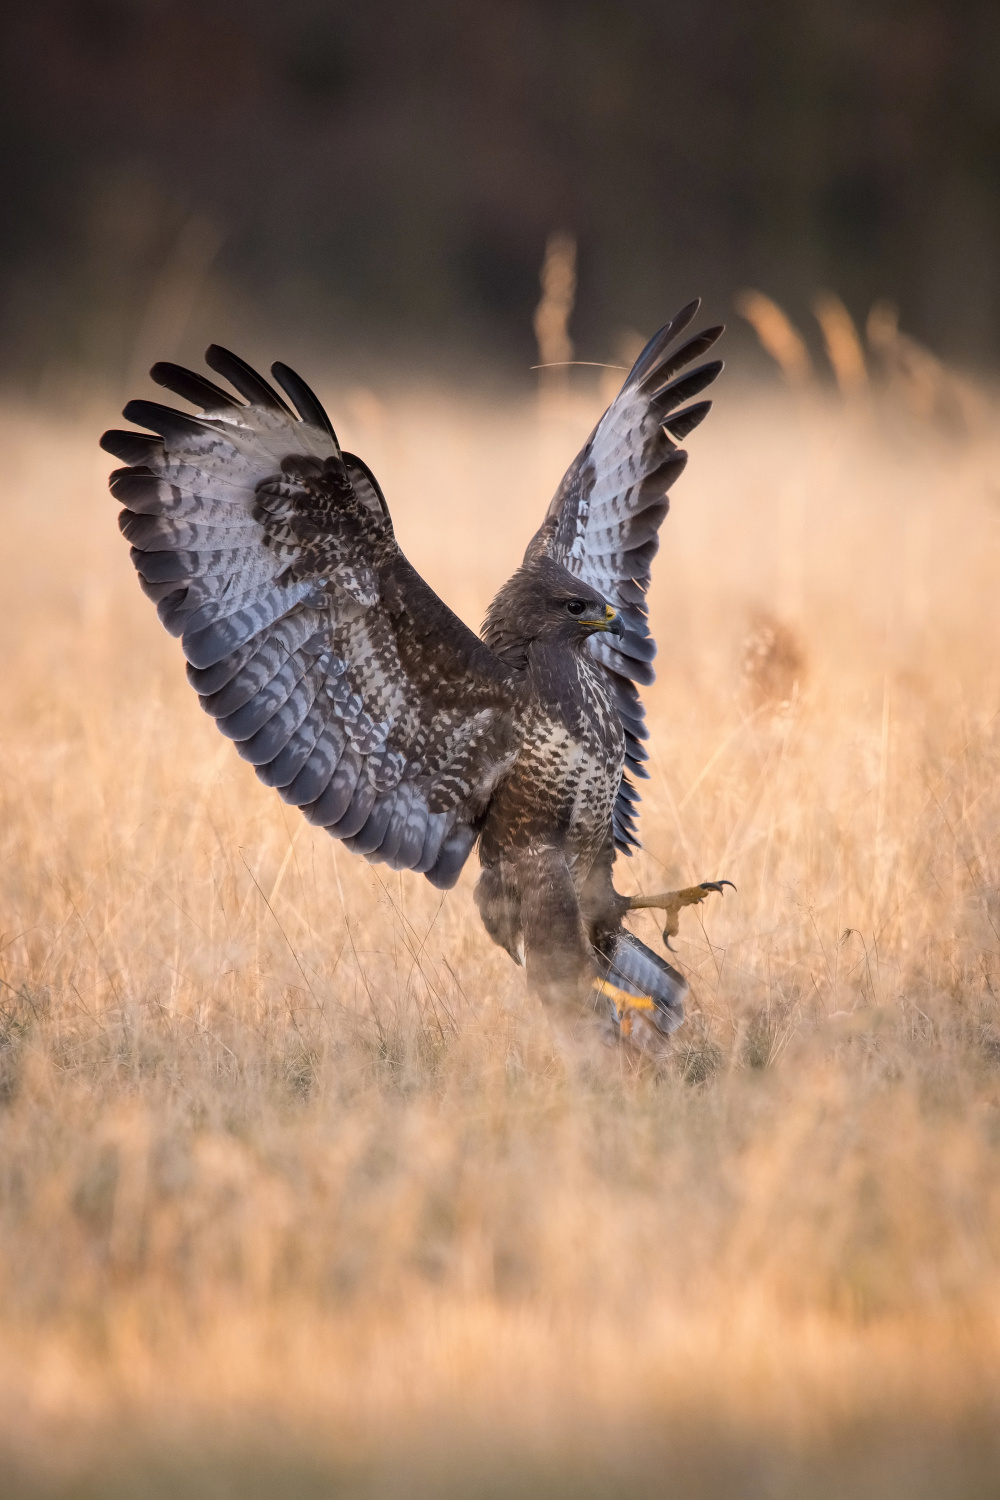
102, 348, 520, 889
523, 302, 724, 851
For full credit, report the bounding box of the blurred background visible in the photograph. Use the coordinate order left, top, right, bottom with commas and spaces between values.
2, 0, 999, 396
4, 8, 1000, 1495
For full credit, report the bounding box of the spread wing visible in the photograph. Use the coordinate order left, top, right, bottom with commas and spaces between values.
526, 300, 723, 852
101, 348, 520, 888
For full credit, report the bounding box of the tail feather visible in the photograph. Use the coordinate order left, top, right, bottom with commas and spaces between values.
592, 928, 687, 1035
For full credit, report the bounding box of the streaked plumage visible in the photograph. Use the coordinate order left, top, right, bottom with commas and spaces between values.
102, 302, 725, 1048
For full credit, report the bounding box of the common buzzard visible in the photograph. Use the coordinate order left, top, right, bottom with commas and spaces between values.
101, 301, 730, 1052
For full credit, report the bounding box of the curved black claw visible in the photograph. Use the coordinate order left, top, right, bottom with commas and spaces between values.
662, 880, 735, 951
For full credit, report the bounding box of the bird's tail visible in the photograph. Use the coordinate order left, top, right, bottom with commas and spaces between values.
592, 929, 687, 1037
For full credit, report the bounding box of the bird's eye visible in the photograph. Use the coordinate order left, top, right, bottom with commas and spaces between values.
566, 600, 587, 616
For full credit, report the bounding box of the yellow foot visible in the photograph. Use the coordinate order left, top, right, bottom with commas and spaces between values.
591, 978, 663, 1055
626, 879, 735, 949
593, 977, 657, 1022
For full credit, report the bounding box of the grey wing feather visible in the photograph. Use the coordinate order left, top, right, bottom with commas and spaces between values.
102, 350, 521, 889
526, 301, 723, 852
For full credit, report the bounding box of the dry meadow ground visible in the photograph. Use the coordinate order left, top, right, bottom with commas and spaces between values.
1, 368, 1000, 1496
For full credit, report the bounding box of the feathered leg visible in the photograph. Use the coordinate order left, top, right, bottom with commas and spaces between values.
517, 847, 593, 1006
476, 849, 595, 1003
476, 852, 611, 1064
474, 862, 523, 965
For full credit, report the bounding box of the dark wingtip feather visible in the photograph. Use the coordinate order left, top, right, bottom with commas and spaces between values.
663, 400, 713, 441
624, 300, 702, 389
101, 428, 164, 465
121, 399, 216, 442
150, 362, 243, 412
651, 359, 724, 419
101, 428, 131, 457
204, 345, 295, 416
637, 328, 725, 397
270, 361, 339, 444
109, 467, 158, 503
343, 451, 389, 519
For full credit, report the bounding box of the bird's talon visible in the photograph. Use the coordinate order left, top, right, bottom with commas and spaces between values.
626, 877, 734, 954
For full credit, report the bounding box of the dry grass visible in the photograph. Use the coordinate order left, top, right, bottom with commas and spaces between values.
2, 370, 1000, 1497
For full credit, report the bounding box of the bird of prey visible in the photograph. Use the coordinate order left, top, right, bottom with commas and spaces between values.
101, 300, 730, 1053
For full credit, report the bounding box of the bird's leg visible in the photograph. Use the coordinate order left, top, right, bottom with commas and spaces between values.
474, 862, 524, 965
512, 847, 623, 1066
626, 880, 735, 950
518, 848, 594, 1009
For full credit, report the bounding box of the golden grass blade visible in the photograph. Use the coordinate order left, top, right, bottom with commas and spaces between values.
813, 290, 868, 395
735, 288, 812, 383
533, 231, 576, 398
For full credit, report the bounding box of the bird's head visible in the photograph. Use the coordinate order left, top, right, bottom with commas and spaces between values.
482, 554, 623, 659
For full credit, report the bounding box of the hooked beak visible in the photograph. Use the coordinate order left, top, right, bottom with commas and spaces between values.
598, 604, 624, 640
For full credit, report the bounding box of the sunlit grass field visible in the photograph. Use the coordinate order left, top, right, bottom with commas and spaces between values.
2, 367, 1000, 1496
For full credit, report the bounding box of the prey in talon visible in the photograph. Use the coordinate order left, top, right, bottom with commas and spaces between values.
103, 301, 729, 1060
